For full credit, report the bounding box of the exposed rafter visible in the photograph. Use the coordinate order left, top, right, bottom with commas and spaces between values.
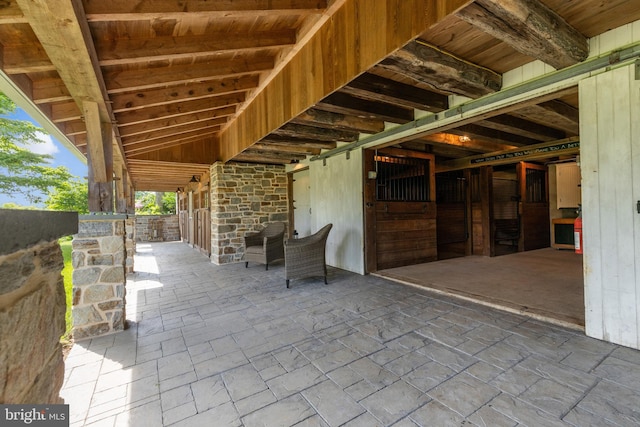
456, 0, 589, 69
378, 40, 502, 99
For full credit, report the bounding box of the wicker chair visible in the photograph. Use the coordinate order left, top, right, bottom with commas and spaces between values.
243, 222, 285, 270
284, 223, 332, 288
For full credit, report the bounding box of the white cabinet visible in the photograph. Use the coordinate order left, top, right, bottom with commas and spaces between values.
556, 162, 581, 208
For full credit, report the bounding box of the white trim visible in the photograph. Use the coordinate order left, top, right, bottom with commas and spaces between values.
0, 70, 86, 164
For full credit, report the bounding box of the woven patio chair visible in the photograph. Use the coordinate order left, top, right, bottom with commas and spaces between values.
243, 222, 285, 270
284, 223, 332, 288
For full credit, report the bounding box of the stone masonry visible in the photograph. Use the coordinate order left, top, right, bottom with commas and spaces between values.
0, 209, 77, 404
125, 215, 135, 274
135, 214, 180, 243
210, 162, 288, 264
72, 215, 127, 340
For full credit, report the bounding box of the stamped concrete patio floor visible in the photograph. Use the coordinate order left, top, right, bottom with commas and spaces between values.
61, 242, 640, 426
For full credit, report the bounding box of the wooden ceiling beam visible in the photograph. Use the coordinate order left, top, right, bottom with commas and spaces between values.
450, 123, 541, 146
121, 123, 223, 146
1, 46, 56, 74
317, 92, 414, 124
252, 143, 321, 156
104, 58, 274, 94
0, 2, 26, 24
218, 0, 473, 161
513, 100, 580, 135
291, 108, 385, 134
120, 116, 229, 139
113, 92, 245, 115
272, 123, 359, 142
456, 0, 588, 69
96, 31, 296, 67
110, 76, 259, 112
476, 115, 567, 142
259, 135, 337, 150
233, 153, 293, 165
242, 149, 307, 161
124, 133, 216, 156
115, 104, 236, 127
31, 78, 72, 104
84, 0, 328, 21
15, 0, 129, 190
343, 72, 449, 112
379, 40, 502, 99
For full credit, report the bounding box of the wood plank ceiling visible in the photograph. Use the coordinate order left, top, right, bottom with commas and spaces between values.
1, 0, 640, 191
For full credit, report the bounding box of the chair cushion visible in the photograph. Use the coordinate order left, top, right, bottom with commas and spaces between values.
245, 246, 264, 255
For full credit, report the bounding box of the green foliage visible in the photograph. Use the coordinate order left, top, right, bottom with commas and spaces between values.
45, 177, 89, 213
0, 92, 72, 203
162, 191, 176, 214
135, 191, 176, 215
59, 238, 73, 337
0, 202, 38, 209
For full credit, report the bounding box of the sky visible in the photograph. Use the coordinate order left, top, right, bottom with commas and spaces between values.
0, 107, 88, 208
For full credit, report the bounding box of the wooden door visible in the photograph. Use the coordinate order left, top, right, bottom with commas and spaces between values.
518, 162, 550, 251
436, 171, 468, 260
364, 148, 436, 272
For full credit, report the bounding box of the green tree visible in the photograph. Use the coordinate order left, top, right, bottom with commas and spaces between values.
0, 92, 72, 203
135, 191, 176, 214
1, 202, 37, 209
45, 177, 89, 213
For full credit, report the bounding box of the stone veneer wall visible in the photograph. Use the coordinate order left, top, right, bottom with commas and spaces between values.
72, 215, 127, 340
135, 214, 180, 242
0, 210, 77, 404
125, 216, 135, 274
210, 162, 288, 264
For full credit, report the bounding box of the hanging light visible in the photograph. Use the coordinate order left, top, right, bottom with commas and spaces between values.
189, 175, 200, 183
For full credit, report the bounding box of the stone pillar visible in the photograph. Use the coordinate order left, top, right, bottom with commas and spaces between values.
0, 210, 77, 404
125, 215, 135, 274
210, 162, 288, 264
72, 215, 127, 340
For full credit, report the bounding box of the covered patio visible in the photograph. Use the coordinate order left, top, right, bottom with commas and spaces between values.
61, 242, 640, 426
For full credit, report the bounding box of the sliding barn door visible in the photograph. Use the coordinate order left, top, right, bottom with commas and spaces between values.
364, 148, 436, 272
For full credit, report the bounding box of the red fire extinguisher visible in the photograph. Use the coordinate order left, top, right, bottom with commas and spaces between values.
574, 206, 583, 254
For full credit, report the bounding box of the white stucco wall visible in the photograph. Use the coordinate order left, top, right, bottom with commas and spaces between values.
307, 151, 365, 275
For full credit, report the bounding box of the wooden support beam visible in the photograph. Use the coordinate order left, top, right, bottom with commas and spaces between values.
218, 0, 473, 161
456, 0, 588, 69
437, 136, 580, 172
110, 76, 258, 112
116, 105, 236, 128
291, 108, 385, 134
272, 123, 359, 142
87, 120, 114, 212
96, 31, 296, 66
16, 0, 131, 198
343, 72, 449, 112
83, 101, 108, 183
379, 40, 502, 99
252, 143, 321, 156
84, 0, 328, 21
260, 135, 337, 150
317, 92, 414, 124
476, 114, 566, 142
104, 59, 274, 94
449, 123, 541, 146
